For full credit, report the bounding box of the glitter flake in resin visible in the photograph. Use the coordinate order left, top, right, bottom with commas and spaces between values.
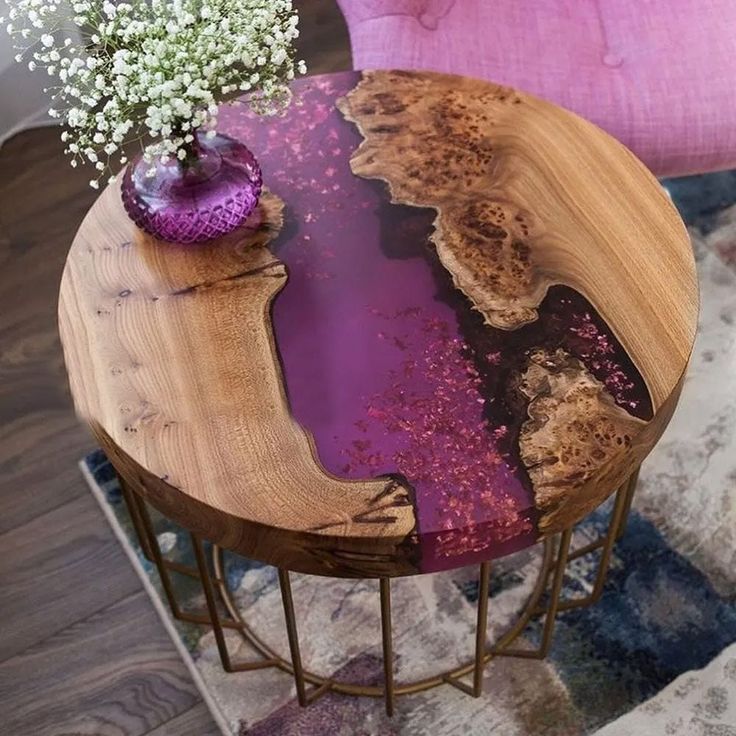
218, 73, 652, 572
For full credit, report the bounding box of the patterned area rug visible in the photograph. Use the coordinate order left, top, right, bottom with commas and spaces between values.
82, 172, 736, 736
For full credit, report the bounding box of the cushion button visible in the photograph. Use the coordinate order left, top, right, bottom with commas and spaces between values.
419, 12, 440, 30
603, 52, 624, 68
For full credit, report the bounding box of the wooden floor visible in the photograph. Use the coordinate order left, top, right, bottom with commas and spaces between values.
0, 4, 350, 734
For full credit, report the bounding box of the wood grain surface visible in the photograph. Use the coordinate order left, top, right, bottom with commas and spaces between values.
60, 185, 417, 577
0, 494, 141, 661
59, 70, 697, 578
0, 592, 202, 736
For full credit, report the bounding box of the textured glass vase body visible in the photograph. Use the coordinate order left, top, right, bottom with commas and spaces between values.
121, 132, 262, 244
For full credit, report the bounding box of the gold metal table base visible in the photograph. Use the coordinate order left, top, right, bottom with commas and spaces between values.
119, 470, 638, 716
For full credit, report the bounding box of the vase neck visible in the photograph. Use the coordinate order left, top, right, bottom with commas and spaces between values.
177, 132, 221, 183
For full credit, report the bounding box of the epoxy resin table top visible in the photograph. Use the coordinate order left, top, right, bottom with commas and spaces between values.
59, 71, 698, 577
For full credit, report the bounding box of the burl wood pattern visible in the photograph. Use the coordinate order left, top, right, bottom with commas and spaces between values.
339, 70, 697, 535
59, 185, 417, 578
338, 71, 696, 408
516, 349, 646, 530
338, 77, 541, 331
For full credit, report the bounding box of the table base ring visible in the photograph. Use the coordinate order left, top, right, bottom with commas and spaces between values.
119, 472, 638, 714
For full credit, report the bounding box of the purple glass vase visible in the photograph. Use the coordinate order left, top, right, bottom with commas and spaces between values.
121, 131, 262, 244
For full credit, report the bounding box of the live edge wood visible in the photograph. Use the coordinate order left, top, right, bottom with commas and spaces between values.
59, 71, 697, 578
59, 186, 417, 577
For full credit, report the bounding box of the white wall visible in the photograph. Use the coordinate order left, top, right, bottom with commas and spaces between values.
0, 0, 53, 145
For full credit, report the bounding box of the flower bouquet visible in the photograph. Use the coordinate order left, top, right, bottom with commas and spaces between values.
2, 0, 306, 242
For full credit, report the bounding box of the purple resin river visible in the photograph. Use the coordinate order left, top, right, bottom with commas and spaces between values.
218, 73, 652, 572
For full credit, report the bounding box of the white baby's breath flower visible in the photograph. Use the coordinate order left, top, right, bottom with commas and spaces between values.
3, 0, 307, 188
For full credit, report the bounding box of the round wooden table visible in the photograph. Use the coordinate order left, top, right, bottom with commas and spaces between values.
59, 71, 698, 712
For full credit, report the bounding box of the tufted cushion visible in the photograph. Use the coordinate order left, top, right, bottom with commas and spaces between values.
336, 0, 736, 177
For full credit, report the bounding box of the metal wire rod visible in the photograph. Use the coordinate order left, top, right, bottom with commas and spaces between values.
473, 562, 492, 696
380, 578, 395, 716
278, 568, 308, 706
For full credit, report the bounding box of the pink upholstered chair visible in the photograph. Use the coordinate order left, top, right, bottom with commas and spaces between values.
335, 0, 736, 177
